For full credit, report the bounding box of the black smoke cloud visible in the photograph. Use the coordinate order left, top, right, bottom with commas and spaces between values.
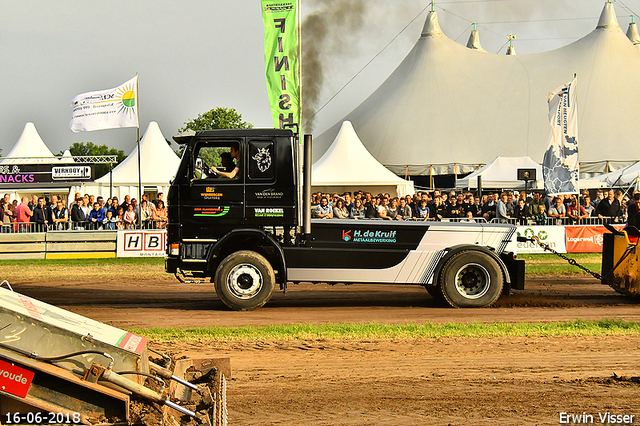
302, 0, 365, 133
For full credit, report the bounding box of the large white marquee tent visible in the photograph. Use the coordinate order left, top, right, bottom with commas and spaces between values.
315, 2, 640, 177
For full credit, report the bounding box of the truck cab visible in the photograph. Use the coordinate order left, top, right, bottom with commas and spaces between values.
167, 129, 525, 311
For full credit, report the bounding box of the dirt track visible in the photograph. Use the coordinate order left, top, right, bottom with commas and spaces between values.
7, 276, 640, 425
8, 276, 640, 328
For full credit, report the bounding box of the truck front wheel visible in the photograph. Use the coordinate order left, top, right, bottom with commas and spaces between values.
439, 250, 503, 308
214, 250, 275, 311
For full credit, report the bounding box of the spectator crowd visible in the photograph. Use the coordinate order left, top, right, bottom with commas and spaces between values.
2, 187, 637, 232
0, 192, 167, 232
312, 188, 638, 226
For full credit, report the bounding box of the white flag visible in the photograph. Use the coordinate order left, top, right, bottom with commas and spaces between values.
70, 76, 138, 132
542, 76, 579, 196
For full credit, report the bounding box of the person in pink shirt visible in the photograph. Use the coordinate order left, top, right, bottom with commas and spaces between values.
15, 196, 33, 231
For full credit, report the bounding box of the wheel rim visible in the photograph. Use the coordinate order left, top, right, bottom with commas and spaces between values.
227, 263, 263, 299
453, 262, 490, 299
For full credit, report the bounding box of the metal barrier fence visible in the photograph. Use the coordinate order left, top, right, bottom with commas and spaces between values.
488, 216, 620, 226
0, 231, 117, 260
311, 216, 621, 225
0, 220, 167, 233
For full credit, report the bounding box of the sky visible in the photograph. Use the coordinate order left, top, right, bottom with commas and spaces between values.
1, 0, 638, 157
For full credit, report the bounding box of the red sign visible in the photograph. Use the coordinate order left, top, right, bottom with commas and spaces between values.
565, 225, 623, 253
0, 359, 34, 398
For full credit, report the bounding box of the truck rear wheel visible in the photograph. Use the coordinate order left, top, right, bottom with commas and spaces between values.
439, 250, 503, 308
214, 250, 275, 311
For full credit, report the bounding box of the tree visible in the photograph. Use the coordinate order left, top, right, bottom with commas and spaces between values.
61, 142, 126, 179
178, 107, 253, 133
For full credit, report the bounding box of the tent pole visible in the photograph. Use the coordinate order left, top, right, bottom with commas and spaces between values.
136, 74, 142, 229
430, 166, 433, 190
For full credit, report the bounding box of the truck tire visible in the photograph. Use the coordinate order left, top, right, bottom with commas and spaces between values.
439, 250, 503, 308
214, 250, 275, 311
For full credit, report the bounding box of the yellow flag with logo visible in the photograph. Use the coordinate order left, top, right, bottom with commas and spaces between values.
261, 0, 299, 132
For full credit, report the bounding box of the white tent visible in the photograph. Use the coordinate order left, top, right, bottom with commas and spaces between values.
315, 3, 640, 176
457, 156, 603, 191
1, 122, 57, 164
594, 161, 640, 189
74, 121, 180, 199
312, 121, 414, 197
456, 157, 543, 190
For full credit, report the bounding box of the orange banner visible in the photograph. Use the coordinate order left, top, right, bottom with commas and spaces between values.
565, 225, 622, 253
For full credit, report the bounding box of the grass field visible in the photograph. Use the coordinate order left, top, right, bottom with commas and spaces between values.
133, 319, 640, 342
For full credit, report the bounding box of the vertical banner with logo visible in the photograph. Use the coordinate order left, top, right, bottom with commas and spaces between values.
543, 76, 579, 196
261, 0, 300, 131
70, 76, 139, 132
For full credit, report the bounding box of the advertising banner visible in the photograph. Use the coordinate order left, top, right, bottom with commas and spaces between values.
543, 76, 579, 196
0, 164, 94, 184
261, 0, 300, 131
116, 229, 166, 257
506, 225, 567, 254
565, 225, 622, 253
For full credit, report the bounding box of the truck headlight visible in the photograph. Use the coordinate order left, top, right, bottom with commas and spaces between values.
170, 243, 180, 256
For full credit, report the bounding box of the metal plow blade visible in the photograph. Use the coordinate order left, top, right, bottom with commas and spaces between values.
0, 284, 230, 425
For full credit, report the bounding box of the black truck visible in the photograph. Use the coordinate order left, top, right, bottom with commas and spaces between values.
165, 129, 525, 310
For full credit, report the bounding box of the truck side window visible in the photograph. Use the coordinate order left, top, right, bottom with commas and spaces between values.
248, 141, 275, 181
192, 143, 239, 180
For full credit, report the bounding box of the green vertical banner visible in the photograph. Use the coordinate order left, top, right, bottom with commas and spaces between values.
261, 0, 300, 132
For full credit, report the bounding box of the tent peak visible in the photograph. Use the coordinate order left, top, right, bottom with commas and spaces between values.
421, 10, 443, 37
597, 1, 620, 29
627, 22, 640, 44
506, 33, 516, 55
466, 26, 486, 52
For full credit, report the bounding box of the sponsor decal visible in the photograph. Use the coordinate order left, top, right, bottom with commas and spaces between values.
255, 188, 284, 199
343, 229, 397, 243
117, 332, 147, 355
18, 294, 43, 320
199, 187, 223, 200
522, 227, 548, 241
252, 147, 272, 172
52, 166, 92, 180
254, 207, 284, 217
194, 206, 230, 217
0, 359, 34, 398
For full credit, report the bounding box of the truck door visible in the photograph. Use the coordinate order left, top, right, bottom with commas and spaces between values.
180, 139, 245, 239
244, 137, 297, 227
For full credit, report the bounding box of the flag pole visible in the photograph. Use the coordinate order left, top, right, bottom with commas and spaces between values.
574, 73, 580, 209
136, 73, 142, 228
